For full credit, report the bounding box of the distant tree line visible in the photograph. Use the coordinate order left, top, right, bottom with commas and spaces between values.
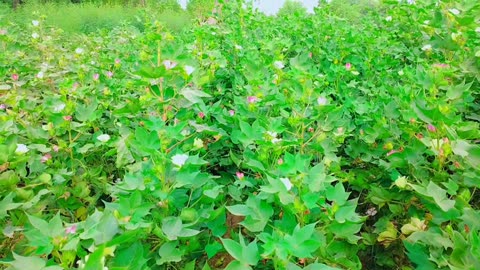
4, 0, 220, 10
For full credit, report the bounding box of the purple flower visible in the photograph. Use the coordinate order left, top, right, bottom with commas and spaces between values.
107, 71, 113, 78
65, 225, 77, 234
427, 124, 436, 132
247, 96, 258, 103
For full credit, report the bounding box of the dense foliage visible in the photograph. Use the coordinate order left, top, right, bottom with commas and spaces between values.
0, 0, 479, 269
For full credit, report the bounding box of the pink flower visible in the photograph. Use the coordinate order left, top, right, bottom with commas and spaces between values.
163, 60, 177, 70
236, 172, 244, 180
72, 82, 80, 90
107, 71, 114, 78
198, 112, 205, 119
277, 158, 284, 165
41, 153, 52, 163
93, 73, 99, 80
427, 124, 436, 132
228, 110, 235, 116
386, 147, 404, 157
115, 58, 121, 65
11, 74, 19, 81
0, 29, 6, 35
345, 63, 352, 70
63, 115, 72, 121
308, 52, 312, 58
433, 63, 449, 69
0, 104, 5, 110
65, 225, 77, 234
308, 127, 314, 133
52, 145, 59, 152
386, 149, 399, 156
247, 96, 258, 103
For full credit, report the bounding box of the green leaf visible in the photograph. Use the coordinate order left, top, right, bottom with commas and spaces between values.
326, 183, 350, 206
426, 182, 456, 212
109, 242, 148, 270
27, 214, 50, 236
180, 88, 211, 105
75, 100, 99, 122
224, 260, 251, 270
5, 253, 59, 270
205, 242, 223, 259
115, 136, 134, 168
0, 193, 22, 219
80, 210, 119, 245
157, 241, 183, 265
162, 216, 200, 240
84, 245, 105, 270
221, 238, 243, 262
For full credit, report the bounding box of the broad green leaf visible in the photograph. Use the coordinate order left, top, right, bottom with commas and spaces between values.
157, 241, 183, 265
426, 182, 456, 212
84, 245, 105, 270
0, 193, 22, 218
221, 238, 243, 262
109, 242, 148, 270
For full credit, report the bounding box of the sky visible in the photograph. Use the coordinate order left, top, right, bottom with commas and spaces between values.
177, 0, 320, 15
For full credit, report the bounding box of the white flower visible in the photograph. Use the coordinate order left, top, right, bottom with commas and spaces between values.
234, 44, 243, 50
271, 138, 282, 144
266, 131, 277, 138
163, 60, 177, 70
421, 44, 432, 51
193, 138, 203, 149
279, 177, 293, 191
15, 144, 29, 154
32, 32, 39, 39
266, 131, 282, 144
273, 61, 284, 69
184, 65, 195, 75
423, 20, 430, 24
75, 48, 84, 54
32, 20, 39, 27
448, 8, 460, 15
37, 71, 44, 79
172, 154, 188, 167
398, 70, 404, 76
475, 27, 480, 33
407, 0, 415, 4
385, 16, 392, 22
97, 134, 111, 143
317, 96, 328, 106
52, 103, 66, 113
